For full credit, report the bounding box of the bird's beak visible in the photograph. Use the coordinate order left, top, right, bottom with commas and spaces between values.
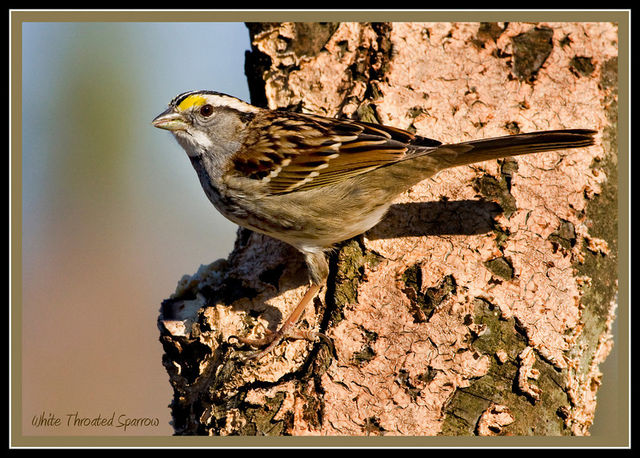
152, 108, 188, 132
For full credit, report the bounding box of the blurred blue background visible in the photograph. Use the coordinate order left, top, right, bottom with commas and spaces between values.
22, 22, 250, 435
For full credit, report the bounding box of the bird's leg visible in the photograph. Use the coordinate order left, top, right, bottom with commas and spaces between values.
231, 250, 330, 360
233, 283, 322, 360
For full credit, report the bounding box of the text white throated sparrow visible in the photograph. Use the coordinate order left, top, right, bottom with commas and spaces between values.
153, 90, 596, 359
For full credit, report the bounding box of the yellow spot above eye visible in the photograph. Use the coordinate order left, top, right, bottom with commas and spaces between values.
177, 95, 207, 112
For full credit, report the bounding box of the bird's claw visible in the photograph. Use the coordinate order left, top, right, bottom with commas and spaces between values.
228, 328, 333, 361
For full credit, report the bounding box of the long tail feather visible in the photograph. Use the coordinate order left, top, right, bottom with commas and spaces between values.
435, 129, 596, 168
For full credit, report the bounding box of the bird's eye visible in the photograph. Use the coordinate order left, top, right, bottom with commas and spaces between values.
199, 104, 214, 117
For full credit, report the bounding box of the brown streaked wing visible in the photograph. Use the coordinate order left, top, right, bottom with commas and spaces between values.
232, 111, 418, 194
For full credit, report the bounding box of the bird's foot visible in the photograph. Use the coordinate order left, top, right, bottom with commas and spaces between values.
229, 327, 332, 361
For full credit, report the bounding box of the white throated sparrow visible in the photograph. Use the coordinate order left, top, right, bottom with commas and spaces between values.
152, 90, 596, 359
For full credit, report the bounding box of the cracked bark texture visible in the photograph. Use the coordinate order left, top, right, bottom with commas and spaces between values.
158, 22, 618, 436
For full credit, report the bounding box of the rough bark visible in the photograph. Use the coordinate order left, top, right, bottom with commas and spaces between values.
158, 22, 618, 436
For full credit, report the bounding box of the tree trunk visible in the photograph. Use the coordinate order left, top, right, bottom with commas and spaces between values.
158, 22, 618, 436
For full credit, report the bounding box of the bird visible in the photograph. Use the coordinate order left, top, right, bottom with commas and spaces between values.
152, 89, 596, 360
